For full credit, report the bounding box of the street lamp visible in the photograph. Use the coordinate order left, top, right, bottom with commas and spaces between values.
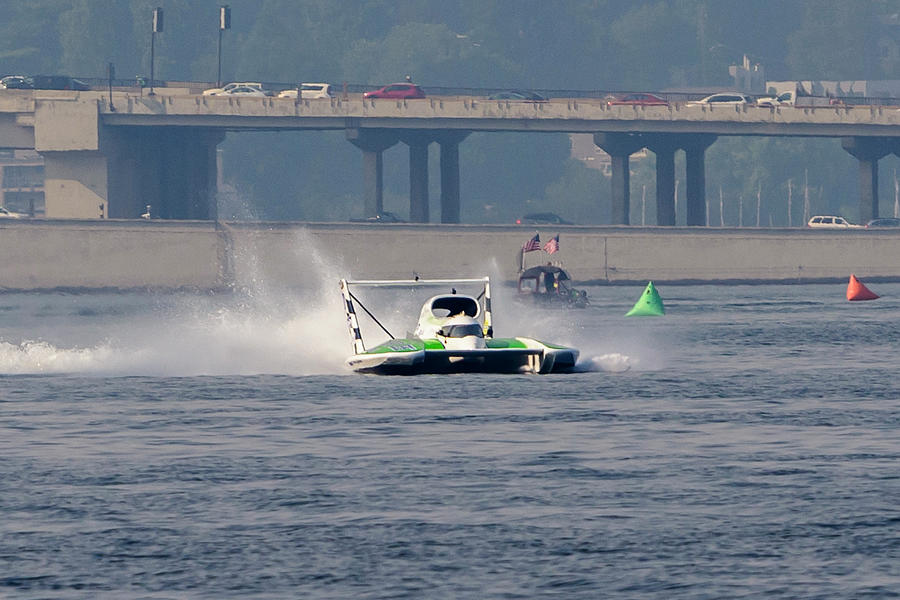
149, 7, 163, 96
107, 62, 115, 111
217, 5, 231, 87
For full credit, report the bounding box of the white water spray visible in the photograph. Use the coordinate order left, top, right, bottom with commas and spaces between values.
0, 228, 352, 376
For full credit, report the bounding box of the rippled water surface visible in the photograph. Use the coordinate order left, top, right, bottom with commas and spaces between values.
1, 281, 899, 599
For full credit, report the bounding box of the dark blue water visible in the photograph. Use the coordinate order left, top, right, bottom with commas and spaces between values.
2, 283, 899, 598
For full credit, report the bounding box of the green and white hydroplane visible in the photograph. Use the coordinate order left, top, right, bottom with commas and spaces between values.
340, 277, 579, 375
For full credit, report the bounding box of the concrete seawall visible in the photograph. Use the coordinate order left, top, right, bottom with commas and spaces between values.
2, 220, 899, 291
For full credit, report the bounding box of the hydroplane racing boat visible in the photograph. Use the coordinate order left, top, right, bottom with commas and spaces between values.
340, 277, 579, 375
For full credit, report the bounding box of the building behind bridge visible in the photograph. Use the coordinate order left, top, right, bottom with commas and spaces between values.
0, 150, 44, 216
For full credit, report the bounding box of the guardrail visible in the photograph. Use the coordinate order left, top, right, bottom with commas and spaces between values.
71, 78, 720, 102
11, 75, 900, 107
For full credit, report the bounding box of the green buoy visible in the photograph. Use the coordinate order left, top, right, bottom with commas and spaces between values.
625, 281, 665, 317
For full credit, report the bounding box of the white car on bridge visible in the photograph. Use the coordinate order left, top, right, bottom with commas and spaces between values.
202, 82, 269, 96
807, 215, 863, 229
688, 93, 754, 107
757, 92, 796, 108
276, 83, 332, 99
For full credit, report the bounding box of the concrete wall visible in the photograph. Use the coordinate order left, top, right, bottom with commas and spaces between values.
34, 96, 99, 151
41, 151, 109, 218
2, 220, 900, 291
0, 220, 222, 290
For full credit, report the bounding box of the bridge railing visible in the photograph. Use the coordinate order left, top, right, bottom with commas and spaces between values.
46, 77, 900, 108
67, 78, 726, 103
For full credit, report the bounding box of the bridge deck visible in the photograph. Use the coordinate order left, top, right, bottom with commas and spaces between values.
3, 91, 900, 137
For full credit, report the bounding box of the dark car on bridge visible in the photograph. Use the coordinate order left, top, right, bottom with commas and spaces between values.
28, 75, 90, 91
516, 212, 574, 225
606, 92, 668, 106
363, 83, 425, 99
489, 90, 548, 102
865, 217, 900, 228
0, 75, 31, 89
350, 211, 407, 223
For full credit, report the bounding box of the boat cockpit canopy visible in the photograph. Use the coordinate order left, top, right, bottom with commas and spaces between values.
438, 322, 484, 338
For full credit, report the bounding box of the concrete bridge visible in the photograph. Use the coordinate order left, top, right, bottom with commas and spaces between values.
2, 88, 900, 224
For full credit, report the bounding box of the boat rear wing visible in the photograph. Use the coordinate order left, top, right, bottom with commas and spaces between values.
339, 277, 493, 354
343, 277, 489, 287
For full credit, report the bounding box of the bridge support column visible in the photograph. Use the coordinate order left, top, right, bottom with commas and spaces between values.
150, 130, 178, 219
41, 126, 224, 220
437, 131, 469, 224
404, 133, 431, 223
346, 128, 398, 218
129, 127, 224, 220
645, 135, 680, 226
162, 128, 224, 220
842, 137, 891, 224
682, 135, 717, 226
593, 133, 645, 225
197, 130, 226, 220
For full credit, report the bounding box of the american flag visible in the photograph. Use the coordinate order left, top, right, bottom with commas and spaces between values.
543, 234, 559, 254
522, 233, 541, 252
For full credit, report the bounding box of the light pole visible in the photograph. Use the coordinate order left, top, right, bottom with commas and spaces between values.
107, 62, 115, 111
150, 7, 163, 95
217, 5, 231, 87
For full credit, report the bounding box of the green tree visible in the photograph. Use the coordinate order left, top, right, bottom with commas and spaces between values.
237, 0, 373, 83
786, 0, 875, 79
340, 22, 516, 87
609, 1, 697, 90
57, 0, 137, 78
0, 0, 68, 74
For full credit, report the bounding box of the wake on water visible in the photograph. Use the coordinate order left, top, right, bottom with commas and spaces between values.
0, 231, 640, 377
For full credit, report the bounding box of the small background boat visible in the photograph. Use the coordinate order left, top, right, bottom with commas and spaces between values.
517, 244, 589, 308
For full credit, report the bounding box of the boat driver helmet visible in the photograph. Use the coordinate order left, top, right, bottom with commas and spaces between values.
437, 315, 486, 349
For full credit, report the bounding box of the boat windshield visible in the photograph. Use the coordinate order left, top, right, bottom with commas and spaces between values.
439, 323, 484, 338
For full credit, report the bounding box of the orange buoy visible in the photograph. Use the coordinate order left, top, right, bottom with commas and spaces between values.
846, 274, 879, 301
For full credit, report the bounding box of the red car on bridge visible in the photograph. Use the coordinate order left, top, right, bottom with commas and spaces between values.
363, 83, 426, 99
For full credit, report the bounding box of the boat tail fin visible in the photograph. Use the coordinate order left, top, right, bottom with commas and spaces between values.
847, 274, 879, 301
340, 278, 367, 353
625, 281, 665, 316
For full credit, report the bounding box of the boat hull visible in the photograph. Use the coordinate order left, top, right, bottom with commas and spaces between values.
346, 338, 579, 375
